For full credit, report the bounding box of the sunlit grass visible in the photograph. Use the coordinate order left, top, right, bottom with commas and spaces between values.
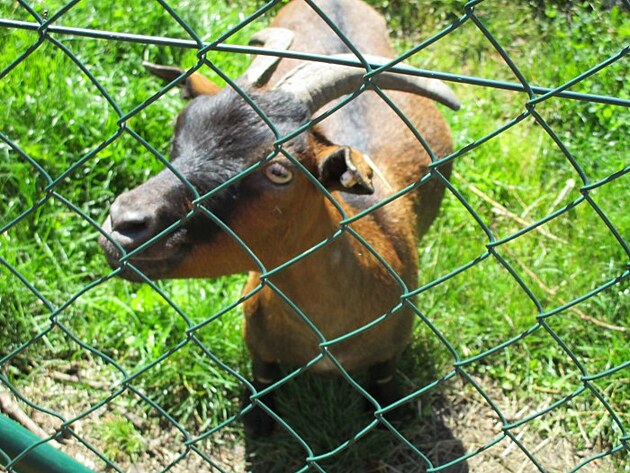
1, 0, 627, 471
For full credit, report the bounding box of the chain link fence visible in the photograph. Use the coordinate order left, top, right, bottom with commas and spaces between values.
1, 0, 628, 472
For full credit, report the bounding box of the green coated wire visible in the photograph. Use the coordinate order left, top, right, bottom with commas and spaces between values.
0, 0, 627, 471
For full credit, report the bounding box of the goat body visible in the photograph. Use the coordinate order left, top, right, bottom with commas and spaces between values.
99, 0, 457, 434
242, 0, 455, 373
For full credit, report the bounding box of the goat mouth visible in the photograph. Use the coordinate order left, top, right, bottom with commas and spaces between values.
98, 217, 190, 281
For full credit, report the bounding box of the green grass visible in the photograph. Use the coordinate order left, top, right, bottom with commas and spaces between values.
1, 1, 628, 472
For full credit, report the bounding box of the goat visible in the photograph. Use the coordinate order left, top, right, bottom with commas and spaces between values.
99, 0, 459, 435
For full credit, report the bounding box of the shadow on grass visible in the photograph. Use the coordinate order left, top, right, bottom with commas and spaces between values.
242, 343, 468, 473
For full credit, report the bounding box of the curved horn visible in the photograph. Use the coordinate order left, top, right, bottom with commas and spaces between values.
273, 54, 460, 113
246, 27, 294, 87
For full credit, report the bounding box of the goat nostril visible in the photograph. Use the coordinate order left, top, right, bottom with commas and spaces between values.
111, 211, 153, 239
116, 220, 147, 236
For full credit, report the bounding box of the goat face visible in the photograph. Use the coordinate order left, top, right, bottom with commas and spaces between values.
99, 49, 459, 281
98, 87, 375, 281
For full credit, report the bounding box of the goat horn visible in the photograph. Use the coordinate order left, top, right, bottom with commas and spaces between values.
246, 27, 294, 87
274, 54, 460, 112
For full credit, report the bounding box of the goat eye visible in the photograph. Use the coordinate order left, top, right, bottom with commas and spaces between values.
264, 162, 293, 185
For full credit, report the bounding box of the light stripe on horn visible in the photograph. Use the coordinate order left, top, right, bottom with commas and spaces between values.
246, 28, 295, 87
274, 54, 460, 113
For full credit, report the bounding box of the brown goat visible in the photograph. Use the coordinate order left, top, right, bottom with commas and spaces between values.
99, 0, 458, 435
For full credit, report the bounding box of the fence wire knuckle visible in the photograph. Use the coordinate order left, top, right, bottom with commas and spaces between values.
1, 0, 628, 472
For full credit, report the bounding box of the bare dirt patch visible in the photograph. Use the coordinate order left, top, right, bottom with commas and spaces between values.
0, 360, 622, 473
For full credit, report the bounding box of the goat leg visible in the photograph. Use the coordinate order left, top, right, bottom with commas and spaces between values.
242, 357, 281, 436
366, 359, 406, 426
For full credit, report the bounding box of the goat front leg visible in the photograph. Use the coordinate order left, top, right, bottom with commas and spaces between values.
242, 356, 281, 436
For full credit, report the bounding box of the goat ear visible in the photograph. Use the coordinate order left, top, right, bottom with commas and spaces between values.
142, 62, 221, 99
317, 145, 374, 195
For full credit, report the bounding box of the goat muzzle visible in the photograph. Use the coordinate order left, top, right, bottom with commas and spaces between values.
98, 174, 191, 279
